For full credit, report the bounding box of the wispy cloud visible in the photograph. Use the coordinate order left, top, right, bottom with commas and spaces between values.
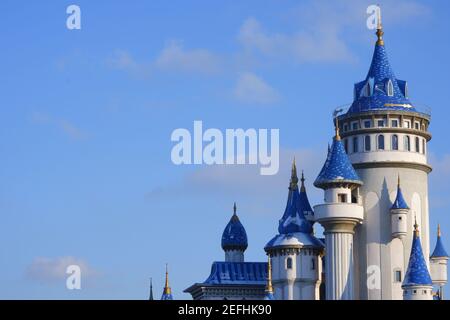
155, 40, 221, 74
31, 112, 87, 140
26, 256, 98, 284
233, 72, 280, 105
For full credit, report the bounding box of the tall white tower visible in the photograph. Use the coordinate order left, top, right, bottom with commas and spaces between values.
313, 125, 364, 300
265, 160, 324, 300
336, 8, 432, 299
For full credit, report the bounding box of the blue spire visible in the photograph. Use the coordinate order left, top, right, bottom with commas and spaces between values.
403, 221, 433, 287
221, 203, 248, 251
314, 131, 362, 189
431, 224, 449, 259
391, 175, 409, 210
347, 15, 415, 115
161, 264, 174, 300
278, 160, 313, 234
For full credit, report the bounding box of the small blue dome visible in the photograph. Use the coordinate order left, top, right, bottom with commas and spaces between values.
221, 204, 248, 251
403, 225, 432, 287
314, 137, 362, 189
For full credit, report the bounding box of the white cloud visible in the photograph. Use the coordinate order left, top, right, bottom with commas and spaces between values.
233, 72, 280, 105
31, 112, 87, 140
26, 256, 98, 284
154, 40, 221, 74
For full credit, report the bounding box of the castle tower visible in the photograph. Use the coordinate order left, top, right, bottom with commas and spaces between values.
402, 220, 433, 300
336, 7, 432, 299
265, 159, 324, 300
313, 123, 364, 300
221, 203, 248, 262
390, 175, 409, 239
161, 264, 173, 300
429, 224, 449, 299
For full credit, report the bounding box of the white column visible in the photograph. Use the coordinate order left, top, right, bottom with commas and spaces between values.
325, 231, 354, 300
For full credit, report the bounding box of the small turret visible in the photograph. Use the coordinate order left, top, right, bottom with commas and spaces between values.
221, 203, 248, 262
161, 264, 174, 300
402, 220, 433, 300
390, 175, 409, 239
430, 224, 449, 299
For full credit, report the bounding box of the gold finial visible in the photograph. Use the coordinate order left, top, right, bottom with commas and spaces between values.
438, 224, 441, 238
163, 263, 171, 295
414, 216, 419, 237
376, 5, 384, 45
265, 256, 273, 293
335, 116, 341, 141
290, 158, 299, 189
397, 174, 401, 187
300, 170, 306, 192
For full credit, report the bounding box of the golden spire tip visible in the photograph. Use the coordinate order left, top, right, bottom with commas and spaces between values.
438, 224, 441, 237
376, 5, 384, 45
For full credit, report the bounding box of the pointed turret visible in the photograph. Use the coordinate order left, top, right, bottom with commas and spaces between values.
347, 6, 414, 114
161, 264, 173, 300
221, 203, 248, 262
390, 175, 409, 239
430, 224, 449, 299
264, 256, 275, 300
149, 278, 154, 300
402, 220, 433, 300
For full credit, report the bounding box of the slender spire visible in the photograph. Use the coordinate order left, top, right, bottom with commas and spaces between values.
290, 158, 299, 189
233, 202, 237, 216
149, 278, 154, 300
376, 5, 384, 46
398, 174, 401, 187
438, 223, 441, 238
300, 170, 306, 192
265, 256, 273, 293
163, 264, 171, 295
334, 116, 341, 141
414, 215, 419, 237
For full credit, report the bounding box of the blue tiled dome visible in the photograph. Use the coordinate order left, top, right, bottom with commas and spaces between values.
403, 226, 432, 287
314, 138, 362, 189
221, 204, 248, 251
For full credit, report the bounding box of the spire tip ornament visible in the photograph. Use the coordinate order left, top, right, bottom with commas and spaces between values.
376, 5, 384, 45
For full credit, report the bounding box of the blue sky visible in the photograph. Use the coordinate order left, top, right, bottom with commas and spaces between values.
1, 0, 450, 299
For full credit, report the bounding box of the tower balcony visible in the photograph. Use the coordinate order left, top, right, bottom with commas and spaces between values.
314, 203, 364, 225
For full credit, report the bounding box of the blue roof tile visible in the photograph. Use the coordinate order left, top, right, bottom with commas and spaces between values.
203, 262, 267, 285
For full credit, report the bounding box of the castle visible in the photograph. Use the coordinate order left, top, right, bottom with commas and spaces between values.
152, 10, 449, 301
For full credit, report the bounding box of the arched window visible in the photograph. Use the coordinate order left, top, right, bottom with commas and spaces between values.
422, 139, 426, 155
353, 137, 359, 153
415, 137, 420, 153
365, 135, 371, 151
404, 136, 411, 151
386, 80, 394, 96
286, 257, 293, 269
392, 135, 399, 150
378, 135, 385, 150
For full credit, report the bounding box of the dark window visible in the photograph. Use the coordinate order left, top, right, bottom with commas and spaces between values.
311, 259, 315, 270
338, 194, 347, 203
378, 135, 385, 150
353, 137, 359, 153
394, 270, 402, 282
392, 135, 399, 150
377, 120, 385, 127
391, 120, 399, 128
365, 136, 371, 151
352, 122, 359, 130
415, 137, 420, 153
364, 120, 372, 128
423, 139, 426, 155
415, 122, 420, 130
404, 136, 411, 151
343, 124, 348, 132
286, 257, 293, 269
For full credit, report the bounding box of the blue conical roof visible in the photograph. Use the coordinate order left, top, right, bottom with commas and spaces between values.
221, 204, 248, 251
403, 225, 432, 287
278, 162, 313, 234
431, 226, 449, 258
314, 137, 362, 189
391, 178, 409, 210
347, 26, 415, 114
